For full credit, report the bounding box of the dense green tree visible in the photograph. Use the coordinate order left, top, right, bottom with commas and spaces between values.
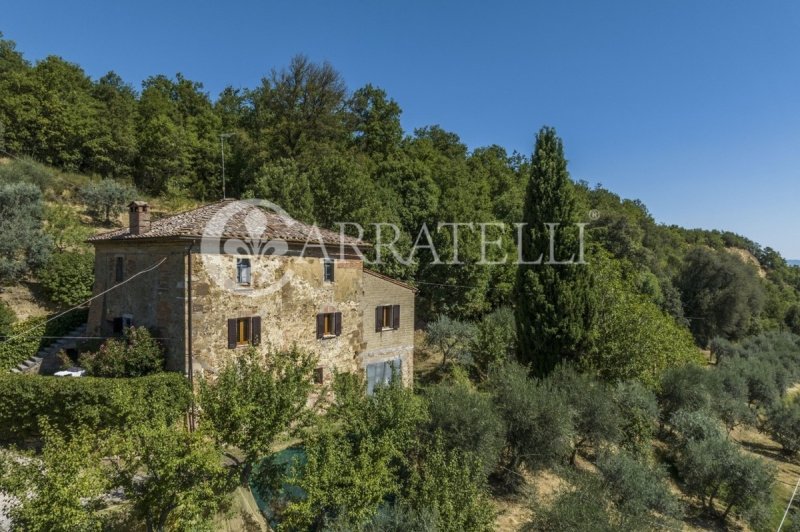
198, 346, 316, 487
585, 252, 701, 386
38, 251, 94, 307
114, 424, 233, 532
347, 84, 403, 157
0, 421, 111, 531
786, 304, 800, 335
677, 246, 765, 345
281, 374, 427, 530
247, 157, 314, 221
400, 436, 495, 532
246, 55, 347, 161
612, 380, 659, 458
468, 307, 516, 379
515, 127, 596, 376
87, 72, 138, 177
44, 203, 92, 252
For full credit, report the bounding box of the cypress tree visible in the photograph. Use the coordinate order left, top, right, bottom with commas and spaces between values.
515, 126, 595, 376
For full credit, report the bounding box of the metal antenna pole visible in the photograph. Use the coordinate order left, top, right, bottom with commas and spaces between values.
220, 133, 232, 199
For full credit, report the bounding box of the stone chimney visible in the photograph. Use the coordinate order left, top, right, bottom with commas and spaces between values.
128, 201, 150, 235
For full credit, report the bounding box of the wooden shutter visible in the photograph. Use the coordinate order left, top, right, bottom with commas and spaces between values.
251, 316, 261, 346
334, 312, 342, 336
392, 305, 400, 329
375, 306, 383, 332
316, 313, 324, 339
227, 318, 237, 349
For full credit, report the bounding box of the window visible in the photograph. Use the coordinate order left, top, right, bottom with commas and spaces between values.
316, 312, 342, 339
115, 257, 124, 282
112, 315, 133, 334
313, 367, 325, 384
366, 357, 402, 395
227, 316, 261, 348
236, 258, 251, 286
236, 318, 250, 345
323, 258, 335, 282
374, 305, 400, 332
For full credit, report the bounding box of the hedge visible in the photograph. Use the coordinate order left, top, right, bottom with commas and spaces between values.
0, 308, 89, 371
0, 372, 191, 443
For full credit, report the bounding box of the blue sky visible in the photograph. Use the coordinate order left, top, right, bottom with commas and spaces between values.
4, 1, 800, 257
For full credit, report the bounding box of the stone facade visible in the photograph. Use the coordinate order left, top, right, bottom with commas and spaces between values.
87, 203, 415, 389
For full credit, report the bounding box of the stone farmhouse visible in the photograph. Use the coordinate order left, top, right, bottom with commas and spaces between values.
86, 200, 414, 392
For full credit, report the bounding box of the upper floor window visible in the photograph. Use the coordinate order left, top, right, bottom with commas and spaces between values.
236, 258, 251, 286
316, 312, 342, 339
323, 258, 335, 283
375, 305, 400, 332
115, 257, 124, 282
227, 316, 261, 348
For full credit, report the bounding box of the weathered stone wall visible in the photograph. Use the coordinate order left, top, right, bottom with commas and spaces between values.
87, 241, 189, 372
190, 253, 365, 382
360, 270, 415, 385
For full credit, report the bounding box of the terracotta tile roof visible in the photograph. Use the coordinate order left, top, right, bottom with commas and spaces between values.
364, 268, 418, 292
88, 199, 367, 247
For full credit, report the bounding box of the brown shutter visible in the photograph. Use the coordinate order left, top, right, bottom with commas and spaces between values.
375, 306, 383, 332
392, 305, 400, 329
251, 316, 261, 346
227, 318, 237, 349
334, 312, 342, 336
316, 313, 324, 339
330, 261, 335, 283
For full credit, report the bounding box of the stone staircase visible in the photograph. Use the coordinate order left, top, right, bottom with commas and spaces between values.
10, 324, 87, 374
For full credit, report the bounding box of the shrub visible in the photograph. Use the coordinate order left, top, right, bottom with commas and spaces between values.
38, 251, 94, 306
613, 380, 659, 458
424, 379, 506, 476
526, 472, 617, 532
0, 299, 15, 339
0, 372, 190, 443
468, 307, 515, 379
79, 326, 164, 377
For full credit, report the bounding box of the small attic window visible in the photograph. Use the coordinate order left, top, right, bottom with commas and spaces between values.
236, 258, 251, 286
